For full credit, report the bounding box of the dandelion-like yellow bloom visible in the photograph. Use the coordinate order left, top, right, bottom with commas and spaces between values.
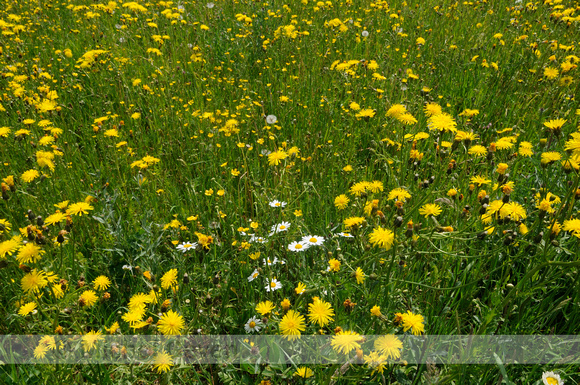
67, 202, 94, 216
21, 269, 48, 294
294, 367, 314, 378
419, 203, 442, 218
295, 282, 306, 295
334, 194, 350, 210
157, 310, 185, 335
153, 350, 174, 373
427, 113, 457, 132
331, 330, 363, 354
18, 302, 37, 316
82, 330, 104, 352
374, 334, 403, 360
343, 217, 365, 228
256, 300, 275, 316
268, 150, 288, 166
563, 218, 580, 238
328, 258, 341, 272
21, 169, 40, 183
308, 298, 334, 327
400, 310, 425, 335
93, 275, 111, 291
279, 310, 306, 340
79, 290, 99, 307
541, 152, 562, 164
369, 227, 395, 250
17, 243, 45, 264
364, 351, 388, 374
0, 237, 22, 259
370, 305, 382, 317
161, 268, 178, 290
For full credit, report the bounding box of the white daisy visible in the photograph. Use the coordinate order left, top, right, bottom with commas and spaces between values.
542, 371, 564, 385
288, 241, 310, 252
247, 269, 259, 282
269, 200, 287, 208
177, 241, 198, 253
301, 235, 324, 246
244, 316, 263, 333
265, 278, 282, 292
337, 232, 354, 238
263, 257, 285, 266
270, 221, 291, 234
249, 234, 268, 243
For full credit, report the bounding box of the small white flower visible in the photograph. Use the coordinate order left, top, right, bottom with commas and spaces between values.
263, 257, 285, 266
361, 30, 369, 37
269, 200, 287, 208
177, 241, 198, 253
337, 232, 354, 238
288, 241, 310, 252
301, 235, 324, 246
249, 234, 268, 243
542, 371, 563, 385
247, 269, 259, 282
244, 316, 263, 333
266, 115, 277, 124
271, 221, 291, 234
265, 278, 282, 292
206, 2, 215, 8
122, 264, 133, 271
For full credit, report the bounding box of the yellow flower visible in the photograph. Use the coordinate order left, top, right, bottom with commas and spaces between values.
370, 305, 382, 317
544, 67, 559, 79
334, 194, 350, 210
354, 267, 365, 284
21, 169, 40, 183
256, 300, 275, 316
79, 290, 99, 307
368, 227, 395, 250
308, 298, 334, 327
279, 310, 306, 340
419, 203, 442, 218
18, 302, 37, 316
82, 330, 104, 352
400, 310, 425, 335
16, 243, 45, 264
295, 282, 306, 295
21, 269, 48, 293
161, 269, 178, 290
328, 258, 341, 272
294, 367, 314, 378
427, 113, 457, 132
331, 330, 362, 354
93, 275, 111, 291
153, 350, 174, 373
268, 150, 288, 165
374, 334, 403, 360
157, 310, 185, 335
67, 202, 94, 216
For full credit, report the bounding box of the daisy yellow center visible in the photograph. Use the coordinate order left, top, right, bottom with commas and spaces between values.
295, 244, 302, 249
275, 203, 280, 207
249, 321, 256, 328
252, 273, 258, 278
280, 225, 286, 230
309, 238, 316, 243
546, 377, 558, 385
270, 282, 277, 288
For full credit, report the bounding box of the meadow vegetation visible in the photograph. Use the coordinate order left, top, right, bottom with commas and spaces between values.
0, 0, 579, 383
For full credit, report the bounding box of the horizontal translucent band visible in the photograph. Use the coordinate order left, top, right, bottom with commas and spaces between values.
1, 335, 579, 365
